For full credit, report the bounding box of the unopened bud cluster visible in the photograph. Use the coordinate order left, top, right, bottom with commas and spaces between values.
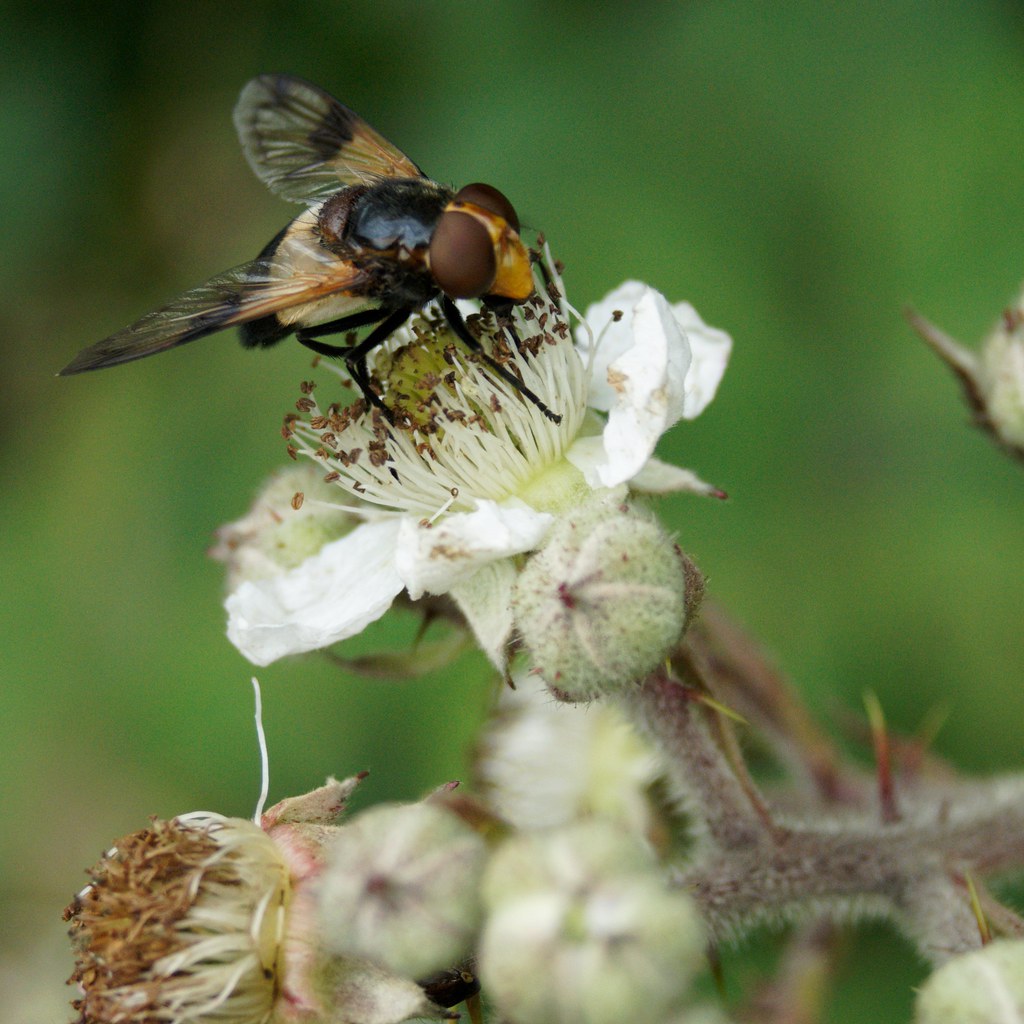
512, 494, 703, 700
479, 820, 705, 1024
67, 774, 711, 1024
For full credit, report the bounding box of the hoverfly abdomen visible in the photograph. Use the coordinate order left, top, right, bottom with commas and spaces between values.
239, 310, 293, 350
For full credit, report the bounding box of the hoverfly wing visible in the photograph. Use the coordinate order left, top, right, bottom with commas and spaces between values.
59, 263, 273, 374
234, 74, 425, 204
59, 250, 370, 375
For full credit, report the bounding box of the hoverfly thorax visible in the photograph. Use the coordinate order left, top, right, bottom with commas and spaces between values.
316, 186, 370, 249
345, 178, 452, 255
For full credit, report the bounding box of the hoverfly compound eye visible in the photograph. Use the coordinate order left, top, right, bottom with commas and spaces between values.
454, 183, 521, 234
429, 210, 497, 299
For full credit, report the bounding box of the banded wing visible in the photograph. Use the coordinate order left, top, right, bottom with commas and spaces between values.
234, 74, 425, 204
59, 217, 371, 375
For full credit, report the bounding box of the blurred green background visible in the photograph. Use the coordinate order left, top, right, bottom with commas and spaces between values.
4, 2, 1024, 1020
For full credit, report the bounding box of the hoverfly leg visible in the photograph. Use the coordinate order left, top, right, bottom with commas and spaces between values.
297, 306, 413, 423
439, 296, 562, 425
295, 306, 396, 353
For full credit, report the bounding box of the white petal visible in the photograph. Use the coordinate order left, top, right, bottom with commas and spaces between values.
672, 301, 732, 419
449, 559, 517, 671
564, 435, 614, 488
225, 519, 404, 666
582, 289, 693, 487
566, 438, 724, 498
628, 457, 725, 498
576, 281, 652, 412
395, 500, 553, 600
621, 287, 693, 423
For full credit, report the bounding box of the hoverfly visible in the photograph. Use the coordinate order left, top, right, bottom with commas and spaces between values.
60, 74, 558, 422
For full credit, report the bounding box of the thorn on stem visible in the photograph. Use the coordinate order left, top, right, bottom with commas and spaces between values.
965, 873, 992, 946
864, 691, 900, 824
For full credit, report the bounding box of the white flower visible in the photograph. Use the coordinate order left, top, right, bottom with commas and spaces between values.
226, 256, 731, 667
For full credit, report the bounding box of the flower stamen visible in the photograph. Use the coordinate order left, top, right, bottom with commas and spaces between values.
286, 264, 588, 518
65, 814, 290, 1024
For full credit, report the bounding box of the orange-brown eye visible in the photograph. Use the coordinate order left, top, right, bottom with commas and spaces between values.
454, 183, 520, 234
429, 210, 497, 299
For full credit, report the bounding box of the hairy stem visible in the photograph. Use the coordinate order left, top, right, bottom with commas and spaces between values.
619, 665, 1024, 965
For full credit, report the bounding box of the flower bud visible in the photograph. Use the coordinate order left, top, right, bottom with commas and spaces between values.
317, 801, 489, 980
478, 821, 705, 1024
480, 818, 650, 910
911, 297, 1024, 459
475, 669, 661, 835
914, 940, 1024, 1023
512, 495, 703, 700
211, 464, 358, 589
979, 303, 1024, 451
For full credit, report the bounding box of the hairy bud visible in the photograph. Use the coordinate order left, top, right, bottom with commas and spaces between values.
478, 820, 705, 1024
317, 801, 489, 979
915, 940, 1024, 1023
512, 495, 703, 700
474, 670, 662, 835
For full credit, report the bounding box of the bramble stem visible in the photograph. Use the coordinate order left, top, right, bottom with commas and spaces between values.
617, 629, 1024, 965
